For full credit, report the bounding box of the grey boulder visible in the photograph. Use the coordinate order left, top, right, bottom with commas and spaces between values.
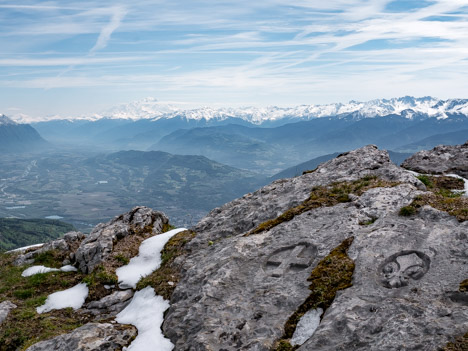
402, 140, 468, 178
74, 206, 168, 273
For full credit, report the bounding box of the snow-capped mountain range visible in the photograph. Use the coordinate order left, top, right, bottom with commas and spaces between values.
8, 96, 468, 124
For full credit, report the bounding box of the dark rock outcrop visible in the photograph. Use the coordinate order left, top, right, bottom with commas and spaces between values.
162, 145, 467, 350
402, 140, 468, 178
24, 323, 137, 351
74, 206, 168, 273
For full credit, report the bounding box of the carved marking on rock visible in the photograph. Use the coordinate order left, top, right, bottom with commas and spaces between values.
379, 250, 430, 289
266, 243, 317, 277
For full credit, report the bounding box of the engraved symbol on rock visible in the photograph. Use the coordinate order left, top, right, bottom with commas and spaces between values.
266, 243, 317, 277
379, 250, 430, 289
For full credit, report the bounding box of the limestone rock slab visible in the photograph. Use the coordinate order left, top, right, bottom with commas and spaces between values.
402, 141, 468, 177
25, 323, 137, 351
164, 146, 463, 351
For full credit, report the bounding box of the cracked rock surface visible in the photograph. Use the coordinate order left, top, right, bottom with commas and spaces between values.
163, 145, 467, 350
402, 140, 468, 177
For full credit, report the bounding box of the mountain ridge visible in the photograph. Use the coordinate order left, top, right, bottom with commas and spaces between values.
12, 96, 468, 124
0, 115, 48, 152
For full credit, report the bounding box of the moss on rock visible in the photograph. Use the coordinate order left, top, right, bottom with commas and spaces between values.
442, 331, 468, 351
459, 279, 468, 292
136, 230, 196, 300
399, 194, 467, 222
247, 176, 398, 236
0, 252, 91, 351
275, 237, 355, 349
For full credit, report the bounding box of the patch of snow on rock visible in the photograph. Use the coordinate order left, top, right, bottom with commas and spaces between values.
8, 243, 44, 253
290, 308, 323, 346
36, 283, 88, 313
22, 265, 78, 277
59, 265, 78, 272
446, 173, 468, 196
116, 286, 173, 351
22, 266, 60, 277
116, 228, 187, 289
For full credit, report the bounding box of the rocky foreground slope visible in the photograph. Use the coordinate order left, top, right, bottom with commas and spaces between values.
0, 143, 467, 350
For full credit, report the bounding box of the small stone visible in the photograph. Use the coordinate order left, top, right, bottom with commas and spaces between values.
0, 301, 17, 325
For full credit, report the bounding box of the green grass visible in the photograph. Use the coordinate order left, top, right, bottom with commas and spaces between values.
136, 230, 196, 299
417, 175, 432, 187
359, 217, 377, 225
33, 250, 66, 268
399, 205, 417, 217
0, 251, 89, 351
399, 179, 467, 222
114, 254, 130, 265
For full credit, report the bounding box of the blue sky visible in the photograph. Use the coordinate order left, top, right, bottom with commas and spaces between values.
1, 0, 468, 119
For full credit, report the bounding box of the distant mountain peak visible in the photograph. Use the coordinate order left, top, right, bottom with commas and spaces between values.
93, 97, 183, 120
0, 114, 17, 126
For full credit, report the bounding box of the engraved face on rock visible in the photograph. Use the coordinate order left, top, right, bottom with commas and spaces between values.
379, 251, 430, 289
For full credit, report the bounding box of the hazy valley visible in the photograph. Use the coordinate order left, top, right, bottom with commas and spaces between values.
1, 96, 467, 236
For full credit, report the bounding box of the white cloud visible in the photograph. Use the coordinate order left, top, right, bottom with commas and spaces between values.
1, 0, 468, 115
89, 6, 127, 53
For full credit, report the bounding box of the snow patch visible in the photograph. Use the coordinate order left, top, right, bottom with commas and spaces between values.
59, 265, 78, 272
22, 265, 78, 277
116, 228, 187, 289
290, 308, 323, 346
36, 283, 88, 313
8, 243, 44, 253
116, 287, 173, 351
446, 173, 468, 197
408, 170, 468, 197
22, 266, 60, 276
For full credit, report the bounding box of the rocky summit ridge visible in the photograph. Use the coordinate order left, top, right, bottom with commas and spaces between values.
1, 143, 467, 350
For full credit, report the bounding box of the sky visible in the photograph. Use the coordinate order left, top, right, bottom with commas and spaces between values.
1, 0, 468, 119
